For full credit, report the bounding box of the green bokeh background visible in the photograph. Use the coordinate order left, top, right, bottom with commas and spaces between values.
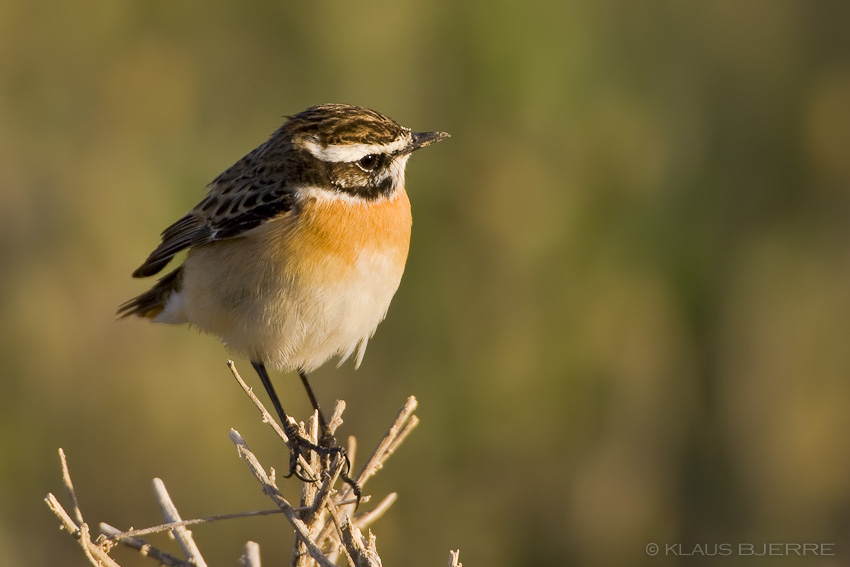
2, 1, 850, 566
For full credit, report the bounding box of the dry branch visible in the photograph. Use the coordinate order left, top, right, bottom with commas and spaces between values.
45, 360, 460, 566
240, 541, 261, 567
152, 478, 208, 567
100, 523, 193, 567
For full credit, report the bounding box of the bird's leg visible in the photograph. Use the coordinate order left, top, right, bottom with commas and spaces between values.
297, 369, 334, 447
251, 362, 361, 505
297, 369, 362, 505
250, 360, 324, 483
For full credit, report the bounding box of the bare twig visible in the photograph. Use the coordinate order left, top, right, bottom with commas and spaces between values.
59, 448, 85, 526
353, 493, 397, 531
300, 411, 321, 512
354, 396, 419, 488
98, 499, 352, 545
295, 413, 322, 567
314, 396, 418, 549
325, 503, 381, 567
100, 523, 193, 567
347, 435, 358, 475
327, 400, 346, 437
152, 478, 208, 567
240, 541, 261, 567
101, 509, 286, 541
228, 360, 319, 480
230, 429, 336, 567
46, 451, 122, 567
45, 492, 121, 567
46, 362, 455, 566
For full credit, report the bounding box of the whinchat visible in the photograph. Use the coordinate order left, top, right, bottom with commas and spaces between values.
119, 103, 448, 467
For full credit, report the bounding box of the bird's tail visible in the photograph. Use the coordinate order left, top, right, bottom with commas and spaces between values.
117, 267, 183, 319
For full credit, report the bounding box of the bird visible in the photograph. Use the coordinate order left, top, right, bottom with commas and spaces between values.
118, 103, 448, 478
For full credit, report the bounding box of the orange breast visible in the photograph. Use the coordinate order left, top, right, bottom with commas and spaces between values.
268, 189, 413, 280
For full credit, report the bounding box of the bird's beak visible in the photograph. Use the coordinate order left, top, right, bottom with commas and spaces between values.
409, 131, 450, 152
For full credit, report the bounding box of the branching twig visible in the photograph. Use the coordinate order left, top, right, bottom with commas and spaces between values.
45, 493, 120, 567
229, 428, 337, 567
100, 523, 193, 567
315, 396, 419, 547
355, 396, 419, 488
44, 361, 458, 566
325, 499, 381, 567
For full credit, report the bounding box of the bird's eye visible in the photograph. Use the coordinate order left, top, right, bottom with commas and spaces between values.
356, 154, 380, 171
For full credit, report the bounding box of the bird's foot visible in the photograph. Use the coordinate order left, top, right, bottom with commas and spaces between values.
281, 421, 362, 506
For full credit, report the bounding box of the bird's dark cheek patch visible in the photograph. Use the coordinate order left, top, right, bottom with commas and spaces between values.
375, 175, 394, 196
346, 175, 394, 201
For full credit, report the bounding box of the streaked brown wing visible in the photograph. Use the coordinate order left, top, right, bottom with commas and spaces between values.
131, 152, 297, 278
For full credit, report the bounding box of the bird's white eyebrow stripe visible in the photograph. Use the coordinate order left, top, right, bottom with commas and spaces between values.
301, 135, 410, 163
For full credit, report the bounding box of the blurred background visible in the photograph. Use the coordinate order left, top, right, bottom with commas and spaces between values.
2, 1, 849, 565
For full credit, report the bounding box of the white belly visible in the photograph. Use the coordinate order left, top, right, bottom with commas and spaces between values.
172, 242, 405, 372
